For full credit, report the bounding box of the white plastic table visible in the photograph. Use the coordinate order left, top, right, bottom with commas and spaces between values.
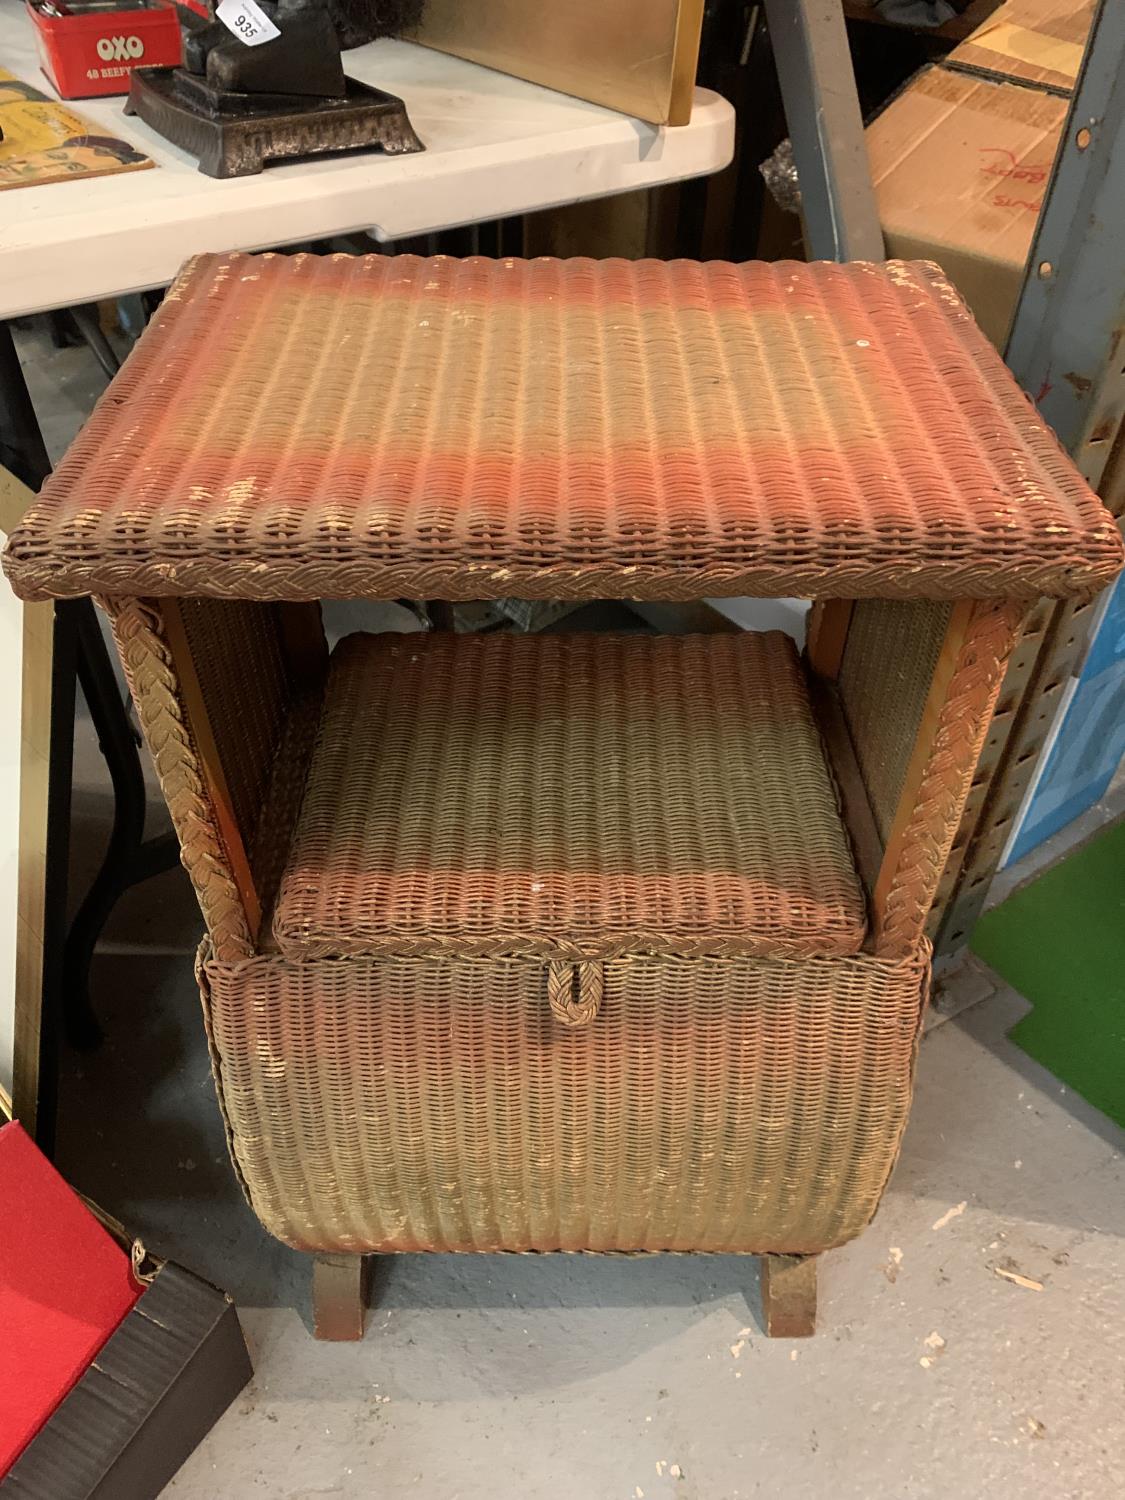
0, 10, 734, 320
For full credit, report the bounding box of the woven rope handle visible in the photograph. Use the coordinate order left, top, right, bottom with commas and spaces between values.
547, 961, 603, 1027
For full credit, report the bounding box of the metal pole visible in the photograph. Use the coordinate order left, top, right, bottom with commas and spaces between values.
761, 0, 883, 262
933, 0, 1125, 955
1005, 0, 1125, 479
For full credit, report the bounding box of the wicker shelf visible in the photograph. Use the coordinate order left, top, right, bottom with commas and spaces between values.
6, 254, 1121, 605
272, 629, 868, 963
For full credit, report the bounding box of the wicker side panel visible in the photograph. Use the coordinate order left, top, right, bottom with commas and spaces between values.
872, 600, 1026, 957
249, 689, 323, 944
175, 599, 292, 847
104, 597, 256, 959
838, 601, 953, 843
103, 597, 323, 957
199, 946, 930, 1257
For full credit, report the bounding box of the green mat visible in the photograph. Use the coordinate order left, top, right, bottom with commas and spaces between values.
971, 817, 1125, 1129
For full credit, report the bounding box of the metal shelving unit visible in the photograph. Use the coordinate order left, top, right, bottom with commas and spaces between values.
932, 0, 1125, 954
759, 0, 1124, 957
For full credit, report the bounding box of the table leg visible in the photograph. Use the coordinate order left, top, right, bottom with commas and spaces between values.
0, 319, 51, 485
760, 1253, 818, 1338
70, 305, 121, 382
312, 1253, 369, 1341
2, 320, 178, 1074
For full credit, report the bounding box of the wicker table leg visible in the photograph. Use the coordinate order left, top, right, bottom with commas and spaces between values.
760, 1254, 817, 1338
312, 1253, 369, 1341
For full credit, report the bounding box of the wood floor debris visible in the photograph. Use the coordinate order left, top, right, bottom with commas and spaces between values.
932, 1201, 968, 1231
994, 1264, 1045, 1292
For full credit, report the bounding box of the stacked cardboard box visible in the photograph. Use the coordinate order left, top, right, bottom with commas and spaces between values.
866, 0, 1094, 347
948, 0, 1093, 91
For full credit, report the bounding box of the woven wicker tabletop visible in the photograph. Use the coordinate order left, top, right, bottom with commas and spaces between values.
5, 253, 1121, 603
273, 630, 868, 962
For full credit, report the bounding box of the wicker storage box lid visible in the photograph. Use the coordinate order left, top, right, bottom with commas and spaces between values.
272, 629, 867, 964
4, 254, 1121, 605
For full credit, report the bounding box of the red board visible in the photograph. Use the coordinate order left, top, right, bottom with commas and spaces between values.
0, 1121, 140, 1474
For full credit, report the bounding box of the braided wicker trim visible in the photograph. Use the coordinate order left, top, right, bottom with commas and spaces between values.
872, 599, 1026, 957
10, 555, 1120, 605
101, 596, 255, 959
547, 961, 604, 1027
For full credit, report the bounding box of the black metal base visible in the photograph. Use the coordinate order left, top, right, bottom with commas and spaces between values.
124, 66, 424, 178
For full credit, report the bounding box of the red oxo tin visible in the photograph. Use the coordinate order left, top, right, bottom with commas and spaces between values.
27, 0, 184, 100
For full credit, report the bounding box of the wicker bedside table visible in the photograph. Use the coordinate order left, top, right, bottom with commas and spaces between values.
6, 254, 1120, 1339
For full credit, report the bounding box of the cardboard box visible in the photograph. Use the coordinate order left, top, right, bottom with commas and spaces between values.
3, 1262, 252, 1500
0, 1120, 252, 1498
867, 65, 1068, 347
947, 0, 1094, 95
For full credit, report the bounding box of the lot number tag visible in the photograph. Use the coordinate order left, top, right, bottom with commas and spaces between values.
216, 0, 280, 47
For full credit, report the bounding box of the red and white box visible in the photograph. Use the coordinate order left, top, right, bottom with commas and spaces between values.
27, 0, 184, 100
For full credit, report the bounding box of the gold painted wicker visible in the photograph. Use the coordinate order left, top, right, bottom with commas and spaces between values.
198, 944, 930, 1255
273, 630, 868, 963
5, 251, 1119, 1318
99, 595, 1020, 1261
4, 255, 1122, 606
838, 601, 953, 844
840, 598, 1029, 958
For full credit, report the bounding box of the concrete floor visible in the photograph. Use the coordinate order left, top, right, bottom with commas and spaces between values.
17, 323, 1125, 1500
57, 852, 1125, 1500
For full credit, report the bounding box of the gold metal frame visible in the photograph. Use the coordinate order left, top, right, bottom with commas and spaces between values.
0, 466, 52, 1130
410, 0, 706, 125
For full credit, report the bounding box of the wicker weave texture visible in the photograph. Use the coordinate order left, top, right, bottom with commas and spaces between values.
104, 597, 257, 959
199, 944, 930, 1255
273, 630, 867, 962
6, 254, 1121, 605
103, 595, 319, 957
175, 599, 292, 844
839, 601, 953, 843
873, 599, 1026, 957
248, 690, 323, 942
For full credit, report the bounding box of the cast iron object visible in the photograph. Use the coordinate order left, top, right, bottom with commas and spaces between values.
177, 0, 421, 96
125, 65, 423, 177
134, 0, 425, 175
